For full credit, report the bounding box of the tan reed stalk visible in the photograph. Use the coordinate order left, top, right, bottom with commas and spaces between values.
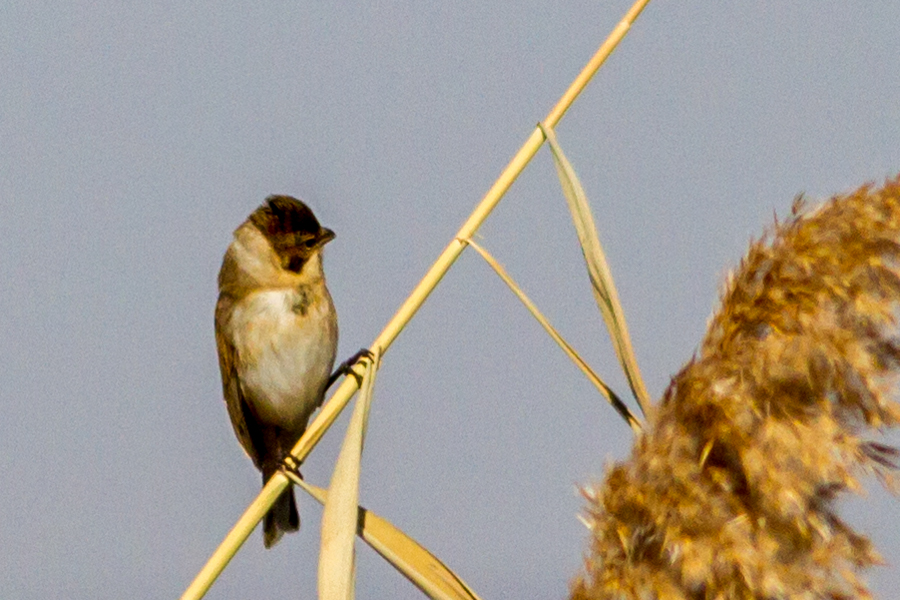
181, 2, 653, 598
539, 124, 652, 417
295, 477, 483, 600
463, 237, 642, 434
572, 176, 900, 600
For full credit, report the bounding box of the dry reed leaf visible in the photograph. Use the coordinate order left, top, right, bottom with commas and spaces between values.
319, 349, 381, 600
539, 123, 652, 418
295, 478, 483, 600
572, 176, 900, 600
463, 237, 641, 433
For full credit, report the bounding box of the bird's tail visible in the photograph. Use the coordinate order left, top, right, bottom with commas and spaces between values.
262, 470, 299, 549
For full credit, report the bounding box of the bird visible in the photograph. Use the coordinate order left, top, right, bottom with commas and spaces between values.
215, 195, 338, 548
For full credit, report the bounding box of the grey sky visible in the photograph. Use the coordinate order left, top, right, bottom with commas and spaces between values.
2, 2, 899, 599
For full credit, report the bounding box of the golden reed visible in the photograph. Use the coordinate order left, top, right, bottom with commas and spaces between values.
573, 176, 900, 600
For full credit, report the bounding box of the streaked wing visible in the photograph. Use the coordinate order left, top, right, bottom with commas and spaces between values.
215, 297, 265, 469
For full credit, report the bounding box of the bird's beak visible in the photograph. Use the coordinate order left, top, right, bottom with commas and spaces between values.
318, 228, 336, 246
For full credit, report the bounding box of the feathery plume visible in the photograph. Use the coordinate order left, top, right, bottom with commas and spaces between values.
573, 176, 900, 600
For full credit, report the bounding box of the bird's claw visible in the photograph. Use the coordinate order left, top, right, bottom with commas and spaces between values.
280, 455, 303, 479
326, 348, 375, 389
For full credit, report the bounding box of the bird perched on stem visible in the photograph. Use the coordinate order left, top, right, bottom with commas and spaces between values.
215, 195, 338, 548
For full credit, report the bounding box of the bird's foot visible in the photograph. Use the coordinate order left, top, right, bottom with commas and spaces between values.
326, 348, 374, 389
280, 454, 303, 480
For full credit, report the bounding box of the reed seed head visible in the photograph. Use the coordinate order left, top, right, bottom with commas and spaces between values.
573, 176, 900, 600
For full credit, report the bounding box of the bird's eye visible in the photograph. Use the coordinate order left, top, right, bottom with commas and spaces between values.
295, 234, 316, 250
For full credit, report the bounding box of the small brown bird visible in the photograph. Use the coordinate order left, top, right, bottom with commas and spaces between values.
215, 195, 338, 548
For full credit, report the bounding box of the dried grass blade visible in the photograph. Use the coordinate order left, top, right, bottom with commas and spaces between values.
295, 478, 483, 600
318, 349, 381, 600
538, 123, 652, 417
463, 238, 641, 433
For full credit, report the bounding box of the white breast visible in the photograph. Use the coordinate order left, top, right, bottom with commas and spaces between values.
229, 287, 337, 431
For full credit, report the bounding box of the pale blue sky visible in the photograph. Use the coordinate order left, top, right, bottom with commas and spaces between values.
2, 2, 899, 598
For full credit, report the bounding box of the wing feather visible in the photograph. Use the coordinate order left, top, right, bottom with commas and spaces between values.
215, 296, 266, 469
